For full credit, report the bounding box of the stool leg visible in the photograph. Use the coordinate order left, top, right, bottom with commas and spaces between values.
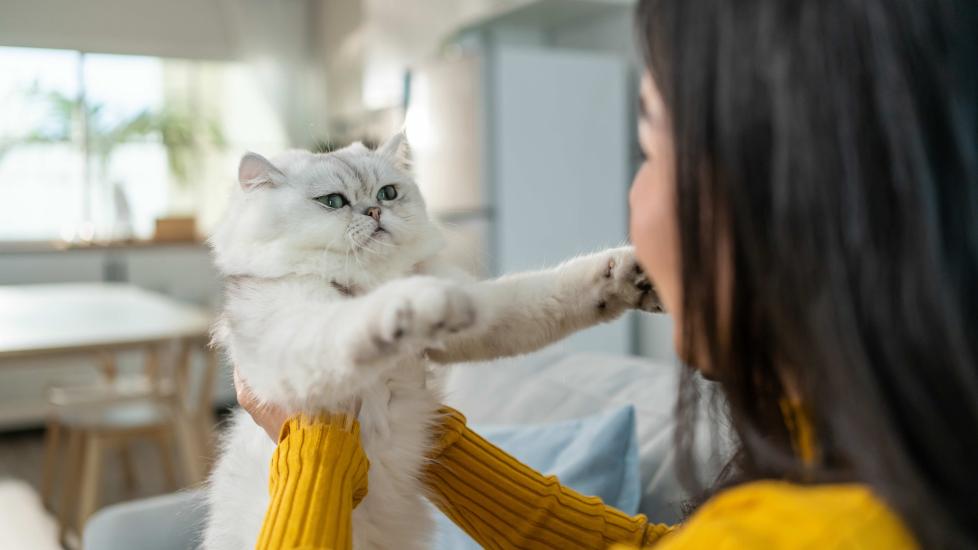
153, 428, 179, 491
98, 350, 117, 383
58, 428, 83, 545
39, 418, 62, 511
76, 433, 104, 535
173, 410, 204, 485
195, 346, 220, 463
196, 412, 216, 470
118, 443, 138, 497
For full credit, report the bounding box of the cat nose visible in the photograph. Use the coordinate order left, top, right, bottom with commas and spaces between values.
364, 207, 381, 221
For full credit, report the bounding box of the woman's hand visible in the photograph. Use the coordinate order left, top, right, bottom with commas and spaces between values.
233, 368, 364, 441
233, 368, 291, 441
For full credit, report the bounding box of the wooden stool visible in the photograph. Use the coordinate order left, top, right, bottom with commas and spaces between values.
39, 339, 221, 547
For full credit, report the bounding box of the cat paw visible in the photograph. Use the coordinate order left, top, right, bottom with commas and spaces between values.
355, 278, 478, 364
591, 247, 663, 315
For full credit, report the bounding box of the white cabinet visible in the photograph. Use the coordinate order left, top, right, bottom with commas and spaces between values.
491, 47, 631, 354
126, 248, 222, 307
0, 244, 218, 306
410, 1, 637, 354
0, 251, 106, 285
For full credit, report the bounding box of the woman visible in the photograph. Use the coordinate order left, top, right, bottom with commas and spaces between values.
236, 0, 978, 547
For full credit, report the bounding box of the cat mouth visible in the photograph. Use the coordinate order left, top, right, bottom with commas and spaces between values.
373, 226, 387, 235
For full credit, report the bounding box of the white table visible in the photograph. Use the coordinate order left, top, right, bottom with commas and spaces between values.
0, 282, 213, 429
0, 283, 215, 538
0, 283, 211, 361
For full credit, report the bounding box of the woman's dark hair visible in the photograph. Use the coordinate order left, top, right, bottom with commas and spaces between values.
636, 0, 978, 547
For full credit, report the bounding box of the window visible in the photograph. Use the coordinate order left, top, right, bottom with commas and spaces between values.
0, 47, 288, 242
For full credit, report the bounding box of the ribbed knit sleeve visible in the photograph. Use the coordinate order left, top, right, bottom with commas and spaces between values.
253, 405, 916, 550
255, 413, 369, 550
425, 407, 675, 549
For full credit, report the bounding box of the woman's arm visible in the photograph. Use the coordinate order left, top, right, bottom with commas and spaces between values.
235, 372, 368, 550
238, 372, 672, 549
426, 407, 676, 549
255, 412, 369, 550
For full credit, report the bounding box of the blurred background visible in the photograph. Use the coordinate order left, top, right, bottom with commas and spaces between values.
0, 0, 680, 547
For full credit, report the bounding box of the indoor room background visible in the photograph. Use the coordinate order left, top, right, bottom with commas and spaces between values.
0, 0, 681, 548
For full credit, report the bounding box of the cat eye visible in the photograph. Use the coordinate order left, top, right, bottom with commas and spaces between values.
377, 185, 398, 201
315, 193, 348, 209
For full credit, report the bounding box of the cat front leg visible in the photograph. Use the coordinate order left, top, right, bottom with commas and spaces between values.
342, 276, 479, 366
428, 246, 661, 363
226, 276, 475, 407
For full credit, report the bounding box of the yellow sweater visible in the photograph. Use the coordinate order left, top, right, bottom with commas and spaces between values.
255, 408, 917, 549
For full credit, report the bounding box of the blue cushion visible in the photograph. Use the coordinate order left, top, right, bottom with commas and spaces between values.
432, 405, 641, 549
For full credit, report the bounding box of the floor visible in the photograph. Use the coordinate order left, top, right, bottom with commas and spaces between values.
0, 479, 61, 550
0, 408, 232, 535
0, 428, 181, 509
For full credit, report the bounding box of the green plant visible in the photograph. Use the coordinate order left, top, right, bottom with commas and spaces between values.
0, 83, 224, 188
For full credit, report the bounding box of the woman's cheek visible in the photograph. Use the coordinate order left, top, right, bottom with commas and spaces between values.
629, 177, 657, 272
630, 160, 692, 363
630, 163, 681, 317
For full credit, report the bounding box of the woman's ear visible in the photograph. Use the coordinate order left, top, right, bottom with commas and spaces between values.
376, 130, 411, 171
238, 152, 285, 191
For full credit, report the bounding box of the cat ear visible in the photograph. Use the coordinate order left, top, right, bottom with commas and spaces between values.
238, 152, 285, 191
376, 130, 410, 170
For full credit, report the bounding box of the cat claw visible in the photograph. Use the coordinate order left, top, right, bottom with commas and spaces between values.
594, 247, 664, 314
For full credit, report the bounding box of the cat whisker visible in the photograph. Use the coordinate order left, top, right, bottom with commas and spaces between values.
362, 237, 394, 255
367, 237, 395, 249
360, 244, 382, 256
350, 243, 365, 268
340, 242, 353, 272
321, 233, 346, 254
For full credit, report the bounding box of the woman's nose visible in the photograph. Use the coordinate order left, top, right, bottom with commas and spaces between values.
364, 207, 381, 221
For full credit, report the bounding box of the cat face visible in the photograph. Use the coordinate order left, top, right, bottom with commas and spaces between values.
210, 134, 441, 278
212, 133, 439, 277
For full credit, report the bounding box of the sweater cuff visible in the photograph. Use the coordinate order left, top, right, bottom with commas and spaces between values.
267, 413, 368, 500
257, 413, 370, 550
428, 406, 468, 460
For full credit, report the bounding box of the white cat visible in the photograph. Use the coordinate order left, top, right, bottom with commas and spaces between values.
203, 132, 661, 550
